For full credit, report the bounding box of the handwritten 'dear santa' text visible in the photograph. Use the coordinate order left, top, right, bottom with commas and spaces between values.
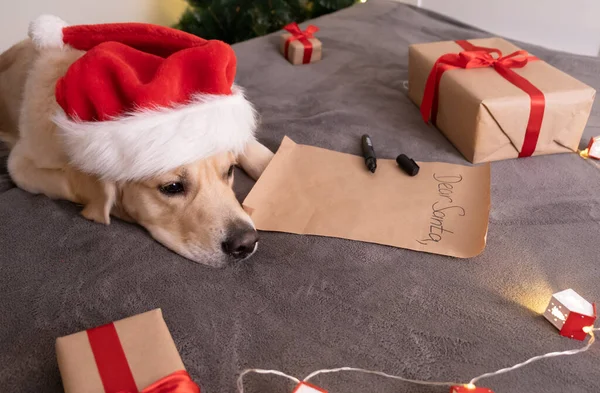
417, 174, 466, 245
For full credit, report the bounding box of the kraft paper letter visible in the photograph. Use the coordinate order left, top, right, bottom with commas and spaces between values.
243, 137, 491, 258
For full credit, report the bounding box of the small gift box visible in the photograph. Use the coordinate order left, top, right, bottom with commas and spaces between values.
409, 38, 596, 163
280, 22, 322, 65
56, 309, 200, 393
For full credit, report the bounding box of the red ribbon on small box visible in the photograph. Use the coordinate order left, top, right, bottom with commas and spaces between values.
421, 40, 545, 158
283, 22, 319, 64
87, 323, 200, 393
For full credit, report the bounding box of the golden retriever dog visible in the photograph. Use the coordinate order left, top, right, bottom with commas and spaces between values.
0, 22, 274, 268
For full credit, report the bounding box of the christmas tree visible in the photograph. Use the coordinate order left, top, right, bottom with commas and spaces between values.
176, 0, 358, 44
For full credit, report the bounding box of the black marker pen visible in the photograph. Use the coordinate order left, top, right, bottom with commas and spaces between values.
361, 134, 377, 173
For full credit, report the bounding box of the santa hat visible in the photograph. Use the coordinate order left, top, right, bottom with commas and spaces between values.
28, 15, 257, 181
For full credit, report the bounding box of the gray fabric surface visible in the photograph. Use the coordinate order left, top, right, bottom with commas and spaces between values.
1, 1, 600, 392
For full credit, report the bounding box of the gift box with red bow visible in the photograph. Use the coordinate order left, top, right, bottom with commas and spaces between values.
280, 22, 322, 65
408, 38, 596, 163
56, 309, 200, 393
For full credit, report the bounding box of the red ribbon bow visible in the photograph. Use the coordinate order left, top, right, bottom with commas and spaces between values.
421, 40, 545, 158
117, 370, 200, 393
283, 22, 319, 64
87, 323, 201, 393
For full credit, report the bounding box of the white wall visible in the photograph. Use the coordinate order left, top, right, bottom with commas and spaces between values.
395, 0, 600, 56
5, 0, 598, 56
0, 0, 188, 52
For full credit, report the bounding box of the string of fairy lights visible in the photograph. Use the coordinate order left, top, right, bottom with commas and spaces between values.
237, 289, 597, 393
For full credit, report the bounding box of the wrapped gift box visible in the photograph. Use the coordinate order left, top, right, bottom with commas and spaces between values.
280, 23, 322, 65
56, 309, 199, 393
408, 38, 596, 163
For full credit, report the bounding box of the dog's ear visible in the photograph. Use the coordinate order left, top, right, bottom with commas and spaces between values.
237, 140, 274, 181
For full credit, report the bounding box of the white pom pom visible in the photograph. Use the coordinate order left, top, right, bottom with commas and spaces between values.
28, 15, 69, 49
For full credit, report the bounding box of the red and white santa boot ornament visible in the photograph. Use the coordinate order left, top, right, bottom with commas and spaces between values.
28, 15, 257, 181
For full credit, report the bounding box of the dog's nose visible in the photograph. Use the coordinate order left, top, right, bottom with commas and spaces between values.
222, 222, 259, 260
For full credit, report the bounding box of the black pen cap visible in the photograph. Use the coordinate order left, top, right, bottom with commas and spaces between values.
396, 154, 420, 176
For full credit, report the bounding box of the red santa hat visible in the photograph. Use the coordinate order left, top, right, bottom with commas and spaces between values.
28, 15, 257, 181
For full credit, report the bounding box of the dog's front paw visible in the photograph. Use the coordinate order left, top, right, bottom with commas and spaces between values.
239, 140, 274, 181
81, 204, 111, 225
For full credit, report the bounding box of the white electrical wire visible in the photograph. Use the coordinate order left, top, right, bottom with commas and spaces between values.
238, 367, 462, 393
469, 328, 598, 385
237, 369, 299, 393
237, 327, 598, 393
303, 366, 462, 387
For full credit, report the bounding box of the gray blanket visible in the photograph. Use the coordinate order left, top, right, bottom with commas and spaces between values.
1, 1, 599, 392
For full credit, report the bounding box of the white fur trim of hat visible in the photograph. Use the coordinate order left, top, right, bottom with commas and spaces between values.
55, 87, 257, 181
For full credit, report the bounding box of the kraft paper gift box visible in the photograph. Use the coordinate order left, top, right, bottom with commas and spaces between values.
280, 22, 322, 65
56, 309, 199, 393
408, 37, 596, 164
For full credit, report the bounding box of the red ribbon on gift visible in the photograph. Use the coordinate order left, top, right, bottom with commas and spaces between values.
283, 22, 319, 64
420, 40, 545, 158
87, 323, 201, 393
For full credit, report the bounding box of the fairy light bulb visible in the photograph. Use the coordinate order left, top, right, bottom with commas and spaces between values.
450, 383, 493, 392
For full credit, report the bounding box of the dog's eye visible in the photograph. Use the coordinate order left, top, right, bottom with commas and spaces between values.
159, 182, 185, 195
227, 165, 235, 178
